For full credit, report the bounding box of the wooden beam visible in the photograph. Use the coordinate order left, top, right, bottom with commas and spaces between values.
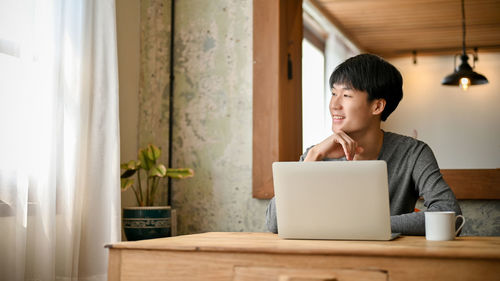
441, 169, 500, 200
253, 0, 303, 199
253, 0, 280, 199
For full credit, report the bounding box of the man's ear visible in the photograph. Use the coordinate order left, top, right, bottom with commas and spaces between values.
372, 99, 386, 116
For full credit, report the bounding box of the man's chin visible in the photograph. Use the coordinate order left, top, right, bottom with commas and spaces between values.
332, 125, 355, 135
332, 124, 346, 133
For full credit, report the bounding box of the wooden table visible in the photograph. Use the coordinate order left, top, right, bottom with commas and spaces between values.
106, 232, 500, 281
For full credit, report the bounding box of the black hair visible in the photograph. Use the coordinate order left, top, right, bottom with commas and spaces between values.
329, 54, 403, 121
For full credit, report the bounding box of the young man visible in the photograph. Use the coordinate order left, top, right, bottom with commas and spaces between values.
266, 54, 462, 235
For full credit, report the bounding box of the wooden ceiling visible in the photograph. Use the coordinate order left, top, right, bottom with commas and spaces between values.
310, 0, 500, 57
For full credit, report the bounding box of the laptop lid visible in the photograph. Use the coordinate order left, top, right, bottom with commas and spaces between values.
272, 160, 393, 240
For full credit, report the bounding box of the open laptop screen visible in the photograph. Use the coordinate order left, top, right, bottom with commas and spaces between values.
272, 161, 393, 240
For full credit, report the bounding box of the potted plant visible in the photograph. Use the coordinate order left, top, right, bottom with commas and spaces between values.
120, 144, 193, 240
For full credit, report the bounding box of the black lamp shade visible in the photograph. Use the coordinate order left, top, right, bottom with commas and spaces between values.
442, 54, 489, 86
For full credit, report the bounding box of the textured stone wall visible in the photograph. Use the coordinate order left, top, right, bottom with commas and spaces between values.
137, 0, 172, 205
138, 0, 171, 148
171, 0, 269, 234
459, 200, 500, 235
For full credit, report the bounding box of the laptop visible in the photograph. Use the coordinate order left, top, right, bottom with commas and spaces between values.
272, 160, 400, 240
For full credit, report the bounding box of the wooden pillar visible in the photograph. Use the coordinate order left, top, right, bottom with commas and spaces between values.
253, 0, 303, 199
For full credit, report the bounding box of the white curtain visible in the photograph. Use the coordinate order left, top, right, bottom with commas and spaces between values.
0, 0, 121, 280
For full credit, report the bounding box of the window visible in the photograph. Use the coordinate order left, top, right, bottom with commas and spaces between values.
302, 26, 328, 152
0, 0, 40, 208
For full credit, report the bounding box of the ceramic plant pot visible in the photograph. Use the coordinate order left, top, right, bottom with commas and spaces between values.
123, 206, 171, 241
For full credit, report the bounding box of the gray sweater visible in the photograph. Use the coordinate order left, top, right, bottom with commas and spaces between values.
265, 131, 462, 235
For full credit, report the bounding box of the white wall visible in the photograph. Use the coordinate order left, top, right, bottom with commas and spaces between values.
383, 53, 500, 169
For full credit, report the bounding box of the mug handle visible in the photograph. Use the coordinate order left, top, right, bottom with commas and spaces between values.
455, 215, 465, 235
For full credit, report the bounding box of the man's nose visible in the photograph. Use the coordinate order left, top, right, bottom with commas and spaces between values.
330, 96, 342, 110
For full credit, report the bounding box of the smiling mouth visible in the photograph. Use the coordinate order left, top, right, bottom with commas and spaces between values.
332, 116, 345, 120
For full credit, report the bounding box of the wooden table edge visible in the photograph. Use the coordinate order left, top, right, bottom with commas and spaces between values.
105, 232, 500, 260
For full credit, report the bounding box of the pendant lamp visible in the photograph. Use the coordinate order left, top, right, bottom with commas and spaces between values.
441, 0, 488, 90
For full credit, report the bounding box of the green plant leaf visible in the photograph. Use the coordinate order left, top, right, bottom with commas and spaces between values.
130, 160, 141, 169
121, 160, 138, 170
149, 164, 167, 177
146, 144, 161, 161
121, 178, 134, 191
120, 169, 136, 179
122, 144, 193, 207
138, 148, 154, 170
166, 168, 194, 179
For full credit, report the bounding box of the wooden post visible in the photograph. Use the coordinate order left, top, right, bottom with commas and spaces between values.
253, 0, 303, 199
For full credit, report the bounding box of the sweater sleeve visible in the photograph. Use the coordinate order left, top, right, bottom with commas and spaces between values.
265, 197, 278, 233
390, 144, 462, 235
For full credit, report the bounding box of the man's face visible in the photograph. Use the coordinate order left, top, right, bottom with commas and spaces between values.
329, 83, 378, 134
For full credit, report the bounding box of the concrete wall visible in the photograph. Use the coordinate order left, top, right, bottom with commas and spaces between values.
170, 0, 269, 234
117, 0, 499, 236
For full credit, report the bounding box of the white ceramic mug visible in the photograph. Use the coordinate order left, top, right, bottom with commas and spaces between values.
425, 211, 465, 241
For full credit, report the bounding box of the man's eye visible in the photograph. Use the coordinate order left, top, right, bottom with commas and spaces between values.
331, 92, 337, 96
344, 94, 352, 98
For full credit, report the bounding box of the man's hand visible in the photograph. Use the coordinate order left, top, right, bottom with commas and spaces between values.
304, 130, 364, 161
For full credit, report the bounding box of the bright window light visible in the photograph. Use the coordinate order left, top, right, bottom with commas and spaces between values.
302, 38, 328, 152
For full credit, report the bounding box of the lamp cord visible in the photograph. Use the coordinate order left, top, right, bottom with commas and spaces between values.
461, 0, 466, 54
